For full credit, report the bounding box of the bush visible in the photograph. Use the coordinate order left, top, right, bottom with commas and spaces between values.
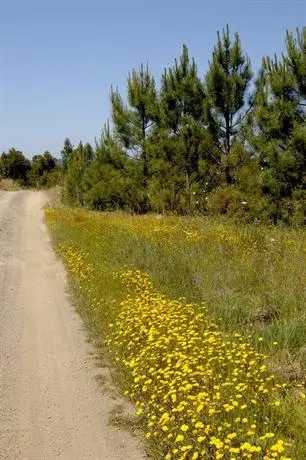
45, 169, 64, 188
207, 186, 248, 216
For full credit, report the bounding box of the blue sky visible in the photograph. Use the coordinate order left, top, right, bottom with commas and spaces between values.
1, 0, 305, 158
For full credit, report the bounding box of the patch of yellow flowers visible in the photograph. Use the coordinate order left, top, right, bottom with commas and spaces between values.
45, 208, 239, 247
58, 243, 94, 279
45, 207, 306, 255
45, 208, 305, 459
105, 269, 296, 460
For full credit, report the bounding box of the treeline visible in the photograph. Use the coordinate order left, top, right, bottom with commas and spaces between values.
0, 148, 62, 188
63, 26, 305, 224
3, 26, 305, 225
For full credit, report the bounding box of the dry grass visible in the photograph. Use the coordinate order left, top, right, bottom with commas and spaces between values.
45, 186, 64, 207
0, 179, 22, 191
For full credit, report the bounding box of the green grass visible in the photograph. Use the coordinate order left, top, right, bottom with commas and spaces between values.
45, 208, 306, 458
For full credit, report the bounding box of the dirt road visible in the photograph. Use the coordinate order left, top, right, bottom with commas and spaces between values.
0, 191, 143, 460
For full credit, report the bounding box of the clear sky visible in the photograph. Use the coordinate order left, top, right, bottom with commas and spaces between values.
1, 0, 305, 158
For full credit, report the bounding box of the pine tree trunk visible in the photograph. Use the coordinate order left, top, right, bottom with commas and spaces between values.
142, 116, 148, 186
224, 108, 232, 184
225, 108, 230, 156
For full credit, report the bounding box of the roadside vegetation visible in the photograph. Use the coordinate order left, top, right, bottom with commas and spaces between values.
45, 208, 306, 459
59, 26, 306, 226
0, 178, 23, 191
0, 148, 62, 189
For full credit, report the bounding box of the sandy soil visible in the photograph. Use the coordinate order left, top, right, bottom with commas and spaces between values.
0, 191, 144, 460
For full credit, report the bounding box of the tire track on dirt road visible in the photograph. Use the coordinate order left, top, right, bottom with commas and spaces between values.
0, 191, 144, 460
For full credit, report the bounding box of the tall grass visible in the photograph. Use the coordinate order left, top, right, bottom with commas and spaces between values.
45, 208, 306, 459
0, 178, 22, 191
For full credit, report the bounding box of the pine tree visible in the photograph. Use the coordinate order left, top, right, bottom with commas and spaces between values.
160, 44, 205, 132
128, 64, 158, 179
61, 138, 74, 171
148, 45, 213, 212
110, 64, 157, 185
83, 123, 144, 211
64, 142, 94, 206
205, 26, 252, 183
286, 27, 306, 104
246, 28, 306, 223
